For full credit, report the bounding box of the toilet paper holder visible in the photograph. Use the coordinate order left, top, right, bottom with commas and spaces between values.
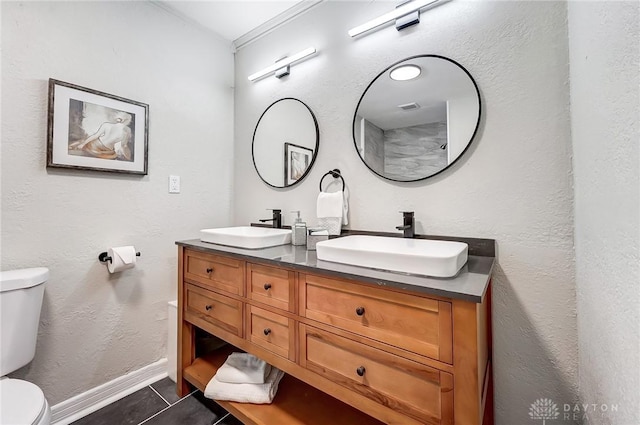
98, 251, 141, 264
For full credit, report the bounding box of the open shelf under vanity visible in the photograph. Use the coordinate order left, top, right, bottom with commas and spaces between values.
183, 344, 384, 425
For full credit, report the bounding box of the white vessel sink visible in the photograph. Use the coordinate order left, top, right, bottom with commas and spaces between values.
200, 226, 292, 249
315, 235, 468, 278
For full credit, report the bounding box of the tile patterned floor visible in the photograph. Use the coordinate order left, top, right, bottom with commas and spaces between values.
71, 377, 243, 425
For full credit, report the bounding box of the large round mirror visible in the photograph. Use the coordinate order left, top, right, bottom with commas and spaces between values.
353, 55, 481, 182
253, 98, 319, 188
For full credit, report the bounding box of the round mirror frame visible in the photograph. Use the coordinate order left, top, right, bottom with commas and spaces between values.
252, 97, 320, 189
352, 54, 482, 182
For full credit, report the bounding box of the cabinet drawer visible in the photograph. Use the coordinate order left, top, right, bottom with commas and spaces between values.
247, 263, 295, 312
185, 250, 244, 296
300, 274, 453, 363
185, 284, 243, 337
300, 325, 453, 425
247, 305, 295, 361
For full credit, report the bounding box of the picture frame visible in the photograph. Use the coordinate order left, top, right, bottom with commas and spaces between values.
47, 79, 149, 175
284, 142, 313, 186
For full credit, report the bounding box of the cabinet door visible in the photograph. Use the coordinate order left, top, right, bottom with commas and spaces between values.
300, 324, 453, 425
247, 263, 295, 312
184, 284, 243, 337
184, 250, 244, 296
300, 274, 453, 363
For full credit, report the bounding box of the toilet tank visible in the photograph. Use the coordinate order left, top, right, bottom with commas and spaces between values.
0, 268, 48, 376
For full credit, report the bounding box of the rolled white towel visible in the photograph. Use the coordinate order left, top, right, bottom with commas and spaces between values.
215, 353, 271, 384
204, 366, 285, 404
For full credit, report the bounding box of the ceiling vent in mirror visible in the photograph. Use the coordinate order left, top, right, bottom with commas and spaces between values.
398, 102, 420, 111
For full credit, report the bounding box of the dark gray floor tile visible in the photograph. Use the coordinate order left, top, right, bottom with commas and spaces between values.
142, 392, 228, 425
215, 413, 244, 425
191, 391, 229, 417
150, 377, 182, 404
72, 387, 167, 425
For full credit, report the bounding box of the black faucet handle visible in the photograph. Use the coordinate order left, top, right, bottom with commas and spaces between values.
261, 209, 283, 228
397, 211, 415, 238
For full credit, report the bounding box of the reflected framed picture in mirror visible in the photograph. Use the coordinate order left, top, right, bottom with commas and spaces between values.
252, 98, 319, 188
284, 142, 313, 186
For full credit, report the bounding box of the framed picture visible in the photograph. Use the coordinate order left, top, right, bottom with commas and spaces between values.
47, 79, 149, 175
284, 142, 313, 186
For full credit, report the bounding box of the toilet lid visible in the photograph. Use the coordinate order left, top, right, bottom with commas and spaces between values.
0, 379, 46, 424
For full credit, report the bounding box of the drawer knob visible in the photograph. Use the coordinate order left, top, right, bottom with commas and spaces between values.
206, 268, 213, 273
263, 328, 271, 336
356, 366, 366, 377
355, 307, 365, 316
205, 305, 213, 311
264, 283, 272, 290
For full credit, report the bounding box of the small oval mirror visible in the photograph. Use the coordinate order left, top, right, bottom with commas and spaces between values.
353, 55, 481, 182
252, 98, 319, 188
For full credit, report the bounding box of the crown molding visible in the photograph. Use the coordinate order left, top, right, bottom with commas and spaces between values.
233, 0, 325, 52
149, 1, 208, 32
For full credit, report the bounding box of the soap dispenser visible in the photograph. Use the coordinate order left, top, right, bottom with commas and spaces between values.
291, 211, 307, 246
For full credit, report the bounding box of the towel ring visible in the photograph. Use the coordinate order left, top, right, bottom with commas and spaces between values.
319, 169, 345, 192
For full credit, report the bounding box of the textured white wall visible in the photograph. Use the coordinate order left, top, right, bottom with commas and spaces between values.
1, 2, 234, 404
568, 2, 640, 424
234, 2, 578, 424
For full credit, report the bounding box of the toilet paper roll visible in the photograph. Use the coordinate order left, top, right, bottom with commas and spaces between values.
107, 246, 137, 274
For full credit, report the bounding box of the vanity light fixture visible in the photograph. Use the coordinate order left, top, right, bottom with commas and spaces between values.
247, 47, 317, 82
390, 64, 421, 81
348, 0, 449, 37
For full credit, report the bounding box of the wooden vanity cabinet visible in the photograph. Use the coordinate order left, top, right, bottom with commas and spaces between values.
177, 246, 493, 425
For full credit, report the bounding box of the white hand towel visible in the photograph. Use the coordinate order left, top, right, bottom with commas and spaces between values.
214, 353, 271, 384
316, 191, 344, 218
342, 189, 349, 226
204, 366, 285, 404
317, 191, 348, 234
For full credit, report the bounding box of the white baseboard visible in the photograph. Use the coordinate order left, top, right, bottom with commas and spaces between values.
51, 358, 168, 425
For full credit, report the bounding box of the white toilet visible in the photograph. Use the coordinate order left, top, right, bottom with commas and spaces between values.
0, 268, 51, 425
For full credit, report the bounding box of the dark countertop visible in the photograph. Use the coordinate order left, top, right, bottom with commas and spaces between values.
176, 238, 494, 303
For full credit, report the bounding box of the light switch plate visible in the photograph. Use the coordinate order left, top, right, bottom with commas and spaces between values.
169, 175, 180, 193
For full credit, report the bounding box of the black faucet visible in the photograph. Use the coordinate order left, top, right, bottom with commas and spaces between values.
259, 209, 282, 228
396, 211, 415, 238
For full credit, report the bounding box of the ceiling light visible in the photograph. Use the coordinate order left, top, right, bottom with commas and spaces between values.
390, 65, 421, 81
248, 47, 317, 82
348, 0, 448, 37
